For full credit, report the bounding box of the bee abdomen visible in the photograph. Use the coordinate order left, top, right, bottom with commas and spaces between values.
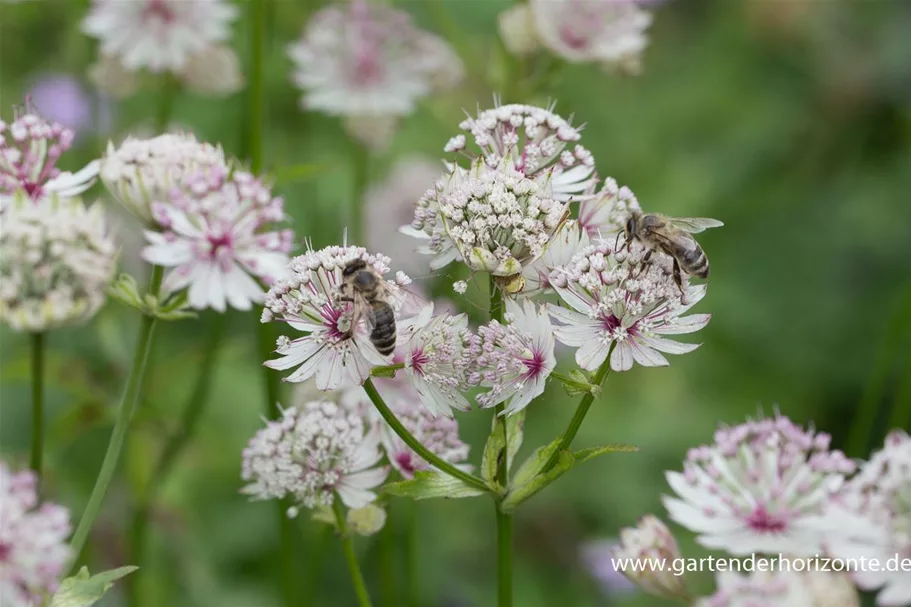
681, 247, 709, 278
370, 302, 397, 356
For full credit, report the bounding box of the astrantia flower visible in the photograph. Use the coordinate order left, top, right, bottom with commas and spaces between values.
401, 308, 476, 417
100, 132, 228, 224
828, 430, 911, 606
577, 177, 642, 239
474, 298, 556, 416
528, 0, 653, 73
0, 193, 116, 332
0, 108, 99, 212
141, 166, 292, 312
548, 239, 709, 372
662, 414, 865, 557
262, 246, 416, 391
399, 167, 464, 272
287, 0, 462, 118
696, 571, 813, 607
498, 4, 540, 57
0, 462, 72, 606
82, 0, 237, 73
241, 401, 388, 510
521, 220, 589, 296
612, 515, 689, 601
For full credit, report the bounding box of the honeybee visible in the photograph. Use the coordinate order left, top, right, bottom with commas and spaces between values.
623, 211, 724, 290
338, 259, 399, 356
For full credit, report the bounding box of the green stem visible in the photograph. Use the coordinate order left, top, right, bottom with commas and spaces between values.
302, 522, 331, 607
154, 75, 178, 133
495, 506, 513, 607
378, 516, 397, 607
332, 499, 375, 607
362, 379, 490, 493
67, 265, 164, 573
349, 141, 369, 245
405, 503, 419, 607
542, 344, 616, 473
886, 343, 911, 432
249, 0, 266, 174
30, 332, 45, 479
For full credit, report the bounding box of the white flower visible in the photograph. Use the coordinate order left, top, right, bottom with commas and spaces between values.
262, 246, 414, 391
241, 401, 388, 510
548, 239, 709, 372
828, 430, 911, 606
0, 193, 116, 332
612, 515, 689, 601
498, 4, 539, 56
474, 299, 556, 417
662, 413, 868, 557
0, 462, 72, 606
100, 132, 229, 224
87, 54, 142, 100
0, 108, 99, 212
287, 0, 462, 118
521, 220, 590, 296
180, 44, 244, 96
577, 177, 642, 239
399, 166, 465, 272
141, 166, 292, 312
82, 0, 237, 73
528, 0, 653, 73
695, 570, 814, 607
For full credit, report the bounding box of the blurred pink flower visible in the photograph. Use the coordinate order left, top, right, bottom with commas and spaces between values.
26, 75, 98, 140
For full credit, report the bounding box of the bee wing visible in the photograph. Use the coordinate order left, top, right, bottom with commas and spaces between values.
668, 217, 724, 234
385, 282, 431, 318
348, 291, 376, 334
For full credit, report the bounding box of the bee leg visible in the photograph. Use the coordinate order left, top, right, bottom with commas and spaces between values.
643, 249, 653, 262
672, 260, 688, 304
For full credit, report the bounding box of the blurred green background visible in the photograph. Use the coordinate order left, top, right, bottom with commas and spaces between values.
2, 0, 911, 605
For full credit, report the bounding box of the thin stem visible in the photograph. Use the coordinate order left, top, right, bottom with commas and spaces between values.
378, 516, 397, 607
349, 140, 368, 245
29, 332, 45, 479
405, 503, 419, 607
362, 379, 490, 493
332, 499, 375, 607
542, 344, 616, 473
495, 507, 513, 607
248, 0, 266, 174
67, 265, 164, 573
154, 75, 178, 133
489, 275, 504, 323
302, 523, 332, 607
887, 344, 911, 432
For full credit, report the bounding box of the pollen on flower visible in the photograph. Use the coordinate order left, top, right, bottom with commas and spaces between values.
453, 280, 468, 294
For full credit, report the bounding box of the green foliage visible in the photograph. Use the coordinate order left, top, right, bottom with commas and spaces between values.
384, 471, 487, 500
51, 566, 138, 607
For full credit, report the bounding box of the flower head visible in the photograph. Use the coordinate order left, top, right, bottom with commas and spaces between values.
663, 413, 863, 557
520, 220, 590, 296
696, 571, 814, 607
82, 0, 237, 73
241, 401, 388, 511
474, 299, 555, 416
287, 0, 462, 119
141, 166, 292, 312
0, 463, 72, 606
577, 177, 641, 239
548, 238, 709, 372
612, 515, 689, 601
100, 133, 228, 224
0, 107, 99, 211
262, 246, 415, 391
0, 193, 116, 332
498, 4, 540, 57
528, 0, 653, 73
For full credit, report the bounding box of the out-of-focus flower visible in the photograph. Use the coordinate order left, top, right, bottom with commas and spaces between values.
580, 539, 637, 598
521, 220, 589, 296
141, 166, 292, 312
828, 430, 911, 606
577, 177, 642, 239
88, 55, 142, 100
0, 193, 116, 332
262, 246, 415, 391
0, 108, 99, 211
801, 570, 860, 607
26, 75, 94, 140
498, 4, 539, 56
528, 0, 653, 73
474, 298, 555, 416
180, 44, 244, 96
663, 413, 867, 557
0, 462, 72, 606
241, 400, 388, 511
287, 0, 462, 119
548, 239, 709, 372
347, 504, 387, 536
611, 515, 689, 601
695, 571, 813, 607
82, 0, 237, 74
365, 157, 442, 277
99, 133, 228, 224
343, 115, 399, 152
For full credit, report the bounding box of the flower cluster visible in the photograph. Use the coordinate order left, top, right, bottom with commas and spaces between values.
141, 166, 292, 312
548, 238, 710, 372
242, 400, 388, 511
612, 516, 689, 601
0, 193, 117, 332
0, 107, 99, 211
0, 463, 72, 606
82, 0, 242, 98
263, 246, 416, 391
577, 177, 642, 239
520, 220, 590, 296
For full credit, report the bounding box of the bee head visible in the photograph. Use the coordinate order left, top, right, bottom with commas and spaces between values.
342, 258, 367, 277
624, 212, 640, 243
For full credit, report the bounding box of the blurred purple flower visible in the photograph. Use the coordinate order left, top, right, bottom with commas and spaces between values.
26, 74, 96, 140
580, 539, 637, 598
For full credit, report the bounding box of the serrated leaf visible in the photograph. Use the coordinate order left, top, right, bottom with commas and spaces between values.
561, 382, 590, 397
383, 471, 485, 500
501, 450, 574, 512
51, 566, 138, 607
481, 420, 506, 489
510, 439, 560, 490
505, 410, 525, 470
370, 366, 400, 378
573, 443, 640, 464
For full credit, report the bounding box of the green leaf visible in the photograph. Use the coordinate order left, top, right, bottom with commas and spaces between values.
501, 450, 574, 512
573, 444, 640, 464
51, 566, 138, 607
505, 410, 525, 470
510, 439, 560, 490
107, 273, 144, 311
481, 419, 506, 489
383, 471, 485, 500
370, 365, 400, 378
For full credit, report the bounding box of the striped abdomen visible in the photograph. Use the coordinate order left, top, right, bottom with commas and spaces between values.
369, 301, 397, 356
677, 243, 709, 278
